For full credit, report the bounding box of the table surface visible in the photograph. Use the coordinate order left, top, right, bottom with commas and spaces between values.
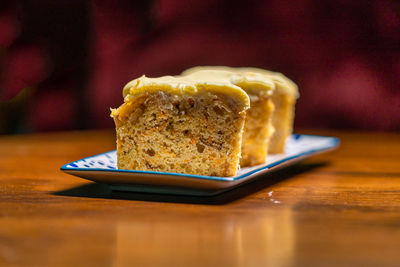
1, 129, 400, 267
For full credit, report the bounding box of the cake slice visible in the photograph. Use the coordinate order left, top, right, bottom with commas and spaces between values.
237, 67, 299, 153
183, 66, 299, 154
111, 75, 250, 177
181, 69, 276, 167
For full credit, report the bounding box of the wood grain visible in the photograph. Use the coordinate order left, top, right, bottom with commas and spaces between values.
0, 130, 400, 267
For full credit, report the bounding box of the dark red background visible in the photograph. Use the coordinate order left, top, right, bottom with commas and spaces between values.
1, 0, 399, 134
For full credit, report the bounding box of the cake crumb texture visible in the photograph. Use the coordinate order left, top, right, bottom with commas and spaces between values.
113, 90, 247, 177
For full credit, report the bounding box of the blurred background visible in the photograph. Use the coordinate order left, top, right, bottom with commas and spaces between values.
0, 0, 399, 134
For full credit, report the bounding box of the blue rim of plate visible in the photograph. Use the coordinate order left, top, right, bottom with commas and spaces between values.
60, 134, 340, 182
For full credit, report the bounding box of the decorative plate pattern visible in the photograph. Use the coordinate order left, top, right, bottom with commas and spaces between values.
61, 134, 339, 195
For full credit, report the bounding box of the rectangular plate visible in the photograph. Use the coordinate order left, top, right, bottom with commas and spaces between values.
60, 134, 339, 196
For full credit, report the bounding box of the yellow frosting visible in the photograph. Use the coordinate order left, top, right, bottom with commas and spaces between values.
118, 74, 250, 111
181, 69, 275, 97
182, 66, 299, 98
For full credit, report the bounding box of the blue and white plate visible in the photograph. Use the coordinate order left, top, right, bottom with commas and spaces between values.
61, 134, 339, 196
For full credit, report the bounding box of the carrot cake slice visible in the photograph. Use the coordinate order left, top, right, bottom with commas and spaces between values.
182, 68, 276, 166
111, 75, 249, 177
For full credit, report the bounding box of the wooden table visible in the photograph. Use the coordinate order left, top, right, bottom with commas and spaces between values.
1, 130, 399, 267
